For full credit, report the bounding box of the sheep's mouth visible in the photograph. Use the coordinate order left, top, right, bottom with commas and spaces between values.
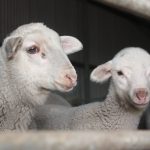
133, 101, 149, 106
132, 98, 149, 108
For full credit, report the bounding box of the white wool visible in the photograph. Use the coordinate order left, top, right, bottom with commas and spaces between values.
0, 23, 82, 131
32, 47, 150, 130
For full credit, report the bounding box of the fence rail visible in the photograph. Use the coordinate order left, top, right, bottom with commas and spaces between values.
93, 0, 150, 20
0, 130, 150, 150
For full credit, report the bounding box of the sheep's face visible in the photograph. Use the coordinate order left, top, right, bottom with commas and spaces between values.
91, 47, 150, 109
2, 23, 83, 96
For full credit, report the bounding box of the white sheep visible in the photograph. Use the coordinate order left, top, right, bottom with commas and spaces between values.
0, 22, 82, 131
32, 47, 150, 130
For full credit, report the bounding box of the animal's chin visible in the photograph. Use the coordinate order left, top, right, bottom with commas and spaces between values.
39, 83, 74, 93
132, 98, 149, 109
120, 95, 149, 109
54, 82, 74, 92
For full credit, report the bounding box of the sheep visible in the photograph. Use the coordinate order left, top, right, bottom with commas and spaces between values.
0, 22, 82, 131
32, 47, 150, 130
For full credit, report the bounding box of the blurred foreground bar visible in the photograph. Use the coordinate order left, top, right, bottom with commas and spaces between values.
93, 0, 150, 20
0, 131, 150, 150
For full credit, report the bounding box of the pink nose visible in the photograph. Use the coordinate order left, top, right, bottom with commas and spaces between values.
55, 68, 77, 91
64, 73, 77, 87
135, 88, 148, 101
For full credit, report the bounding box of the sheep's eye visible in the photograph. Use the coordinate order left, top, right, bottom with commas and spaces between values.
27, 46, 39, 54
117, 70, 124, 76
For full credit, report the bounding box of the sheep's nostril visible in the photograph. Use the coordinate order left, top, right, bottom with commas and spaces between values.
65, 74, 77, 85
135, 89, 148, 101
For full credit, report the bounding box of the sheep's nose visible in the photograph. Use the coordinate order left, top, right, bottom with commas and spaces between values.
64, 73, 77, 87
55, 68, 77, 91
135, 88, 148, 101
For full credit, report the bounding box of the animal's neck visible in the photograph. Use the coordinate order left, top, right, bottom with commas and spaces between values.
0, 84, 34, 130
1, 101, 34, 131
99, 84, 143, 129
0, 60, 34, 130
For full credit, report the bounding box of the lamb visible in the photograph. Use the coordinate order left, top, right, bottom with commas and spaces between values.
0, 22, 82, 131
32, 47, 150, 130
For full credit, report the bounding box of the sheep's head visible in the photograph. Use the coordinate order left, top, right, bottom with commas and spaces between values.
91, 47, 150, 109
2, 23, 83, 97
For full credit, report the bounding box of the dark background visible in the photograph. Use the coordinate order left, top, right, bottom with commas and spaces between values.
0, 0, 150, 128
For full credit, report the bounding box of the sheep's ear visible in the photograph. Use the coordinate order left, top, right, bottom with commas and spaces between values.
90, 61, 112, 83
60, 36, 83, 55
4, 36, 22, 60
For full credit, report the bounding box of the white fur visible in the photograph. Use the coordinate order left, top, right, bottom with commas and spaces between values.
60, 36, 83, 55
91, 47, 150, 108
0, 22, 82, 131
32, 47, 150, 130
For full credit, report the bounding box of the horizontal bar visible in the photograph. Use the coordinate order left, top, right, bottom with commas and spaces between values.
0, 131, 150, 150
92, 0, 150, 21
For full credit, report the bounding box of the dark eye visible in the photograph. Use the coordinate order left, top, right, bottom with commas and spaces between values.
117, 70, 124, 76
27, 46, 40, 54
